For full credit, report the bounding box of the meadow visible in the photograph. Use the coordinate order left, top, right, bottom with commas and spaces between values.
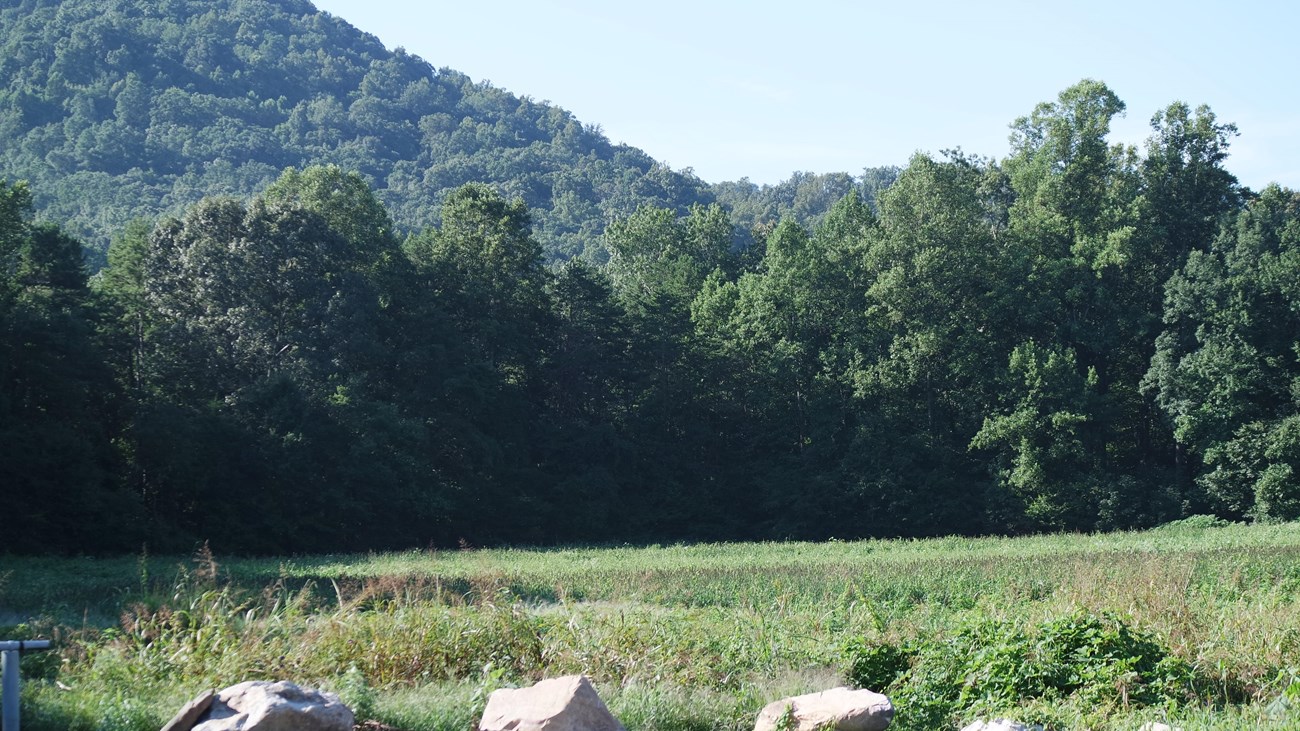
3, 518, 1300, 731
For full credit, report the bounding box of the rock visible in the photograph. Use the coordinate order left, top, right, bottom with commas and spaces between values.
161, 689, 215, 731
960, 720, 1043, 731
189, 680, 353, 731
478, 675, 625, 731
753, 687, 893, 731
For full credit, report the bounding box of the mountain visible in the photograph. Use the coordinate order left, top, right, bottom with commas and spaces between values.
0, 0, 717, 262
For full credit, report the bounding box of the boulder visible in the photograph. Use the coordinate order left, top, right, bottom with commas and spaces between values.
479, 675, 625, 731
184, 680, 353, 731
161, 689, 215, 731
960, 721, 1043, 731
753, 687, 893, 731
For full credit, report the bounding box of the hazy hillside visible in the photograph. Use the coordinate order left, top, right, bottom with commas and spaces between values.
0, 0, 719, 261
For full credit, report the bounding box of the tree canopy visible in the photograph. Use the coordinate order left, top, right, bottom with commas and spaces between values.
1, 29, 1294, 556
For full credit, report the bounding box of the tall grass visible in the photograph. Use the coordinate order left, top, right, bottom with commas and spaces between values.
2, 520, 1299, 729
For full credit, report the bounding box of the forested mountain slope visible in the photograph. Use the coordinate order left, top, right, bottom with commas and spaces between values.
0, 0, 717, 261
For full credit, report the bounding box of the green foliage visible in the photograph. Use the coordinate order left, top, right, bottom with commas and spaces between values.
5, 69, 1298, 555
846, 612, 1198, 730
0, 179, 142, 554
0, 0, 713, 261
0, 623, 60, 680
1147, 185, 1300, 521
263, 165, 398, 262
1154, 514, 1234, 531
842, 640, 914, 693
603, 203, 732, 315
336, 665, 378, 722
142, 195, 371, 400
711, 168, 899, 248
415, 183, 549, 323
971, 342, 1106, 529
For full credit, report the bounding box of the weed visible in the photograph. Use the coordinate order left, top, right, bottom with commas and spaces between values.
841, 640, 912, 693
844, 611, 1199, 730
336, 665, 378, 722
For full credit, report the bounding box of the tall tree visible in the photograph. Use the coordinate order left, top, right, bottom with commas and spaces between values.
857, 153, 1015, 533
96, 218, 152, 392
406, 183, 550, 376
142, 197, 370, 401
0, 184, 137, 553
1142, 102, 1241, 267
402, 183, 555, 541
122, 193, 397, 550
263, 165, 399, 267
1146, 186, 1300, 520
976, 80, 1181, 530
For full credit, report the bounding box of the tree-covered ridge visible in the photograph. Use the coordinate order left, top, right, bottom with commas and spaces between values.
0, 0, 715, 262
711, 167, 901, 243
4, 80, 1298, 556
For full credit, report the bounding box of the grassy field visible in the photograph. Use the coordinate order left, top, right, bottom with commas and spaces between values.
3, 518, 1300, 730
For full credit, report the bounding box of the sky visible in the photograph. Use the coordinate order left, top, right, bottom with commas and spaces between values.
310, 0, 1299, 190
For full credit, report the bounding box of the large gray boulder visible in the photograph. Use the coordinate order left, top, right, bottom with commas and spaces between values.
478, 675, 625, 731
753, 687, 893, 731
177, 680, 353, 731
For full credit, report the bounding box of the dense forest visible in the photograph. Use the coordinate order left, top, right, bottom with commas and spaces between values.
3, 1, 1299, 555
5, 78, 1299, 554
0, 0, 893, 263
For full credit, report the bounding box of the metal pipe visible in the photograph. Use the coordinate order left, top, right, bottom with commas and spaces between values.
2, 650, 17, 731
0, 643, 49, 653
1, 640, 51, 731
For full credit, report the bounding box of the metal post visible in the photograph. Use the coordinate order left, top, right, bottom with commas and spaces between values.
1, 649, 18, 731
0, 641, 51, 731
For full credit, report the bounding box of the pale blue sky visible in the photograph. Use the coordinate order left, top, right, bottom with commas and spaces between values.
311, 0, 1299, 190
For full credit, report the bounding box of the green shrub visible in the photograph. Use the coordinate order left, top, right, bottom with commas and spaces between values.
1154, 514, 1233, 530
844, 610, 1197, 730
841, 639, 913, 693
1033, 611, 1196, 707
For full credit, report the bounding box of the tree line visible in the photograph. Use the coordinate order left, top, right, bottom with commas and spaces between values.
3, 80, 1299, 555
